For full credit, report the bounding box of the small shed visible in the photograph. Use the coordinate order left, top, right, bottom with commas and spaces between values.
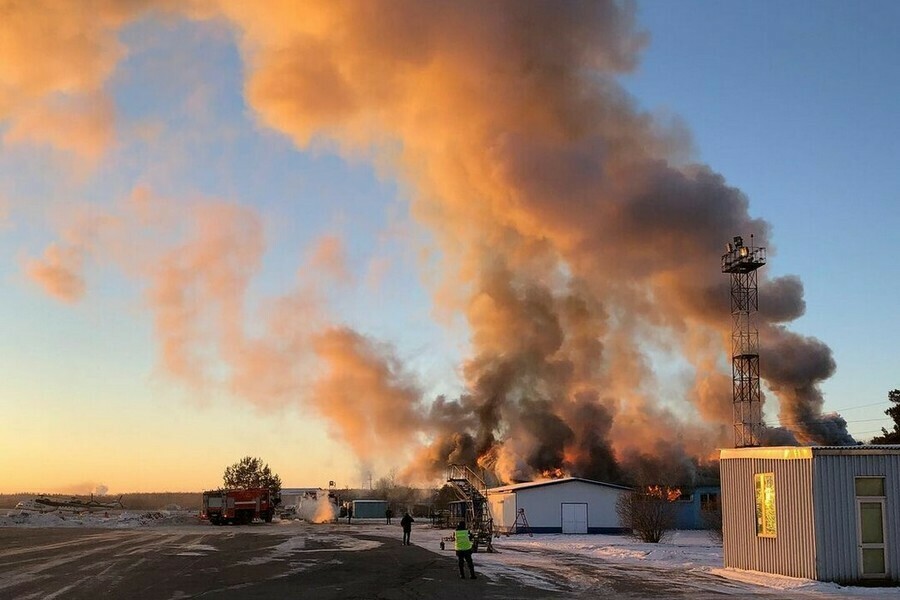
351, 499, 388, 519
721, 446, 900, 584
487, 477, 630, 534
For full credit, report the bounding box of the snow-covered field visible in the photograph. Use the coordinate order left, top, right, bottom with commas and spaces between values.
2, 510, 896, 598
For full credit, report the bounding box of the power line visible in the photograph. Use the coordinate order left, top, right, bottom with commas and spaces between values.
830, 401, 891, 412
762, 416, 890, 427
854, 429, 891, 436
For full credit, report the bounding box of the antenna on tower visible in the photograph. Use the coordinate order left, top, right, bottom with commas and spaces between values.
722, 235, 766, 447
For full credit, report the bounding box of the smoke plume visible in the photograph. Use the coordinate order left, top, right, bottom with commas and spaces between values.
7, 1, 855, 487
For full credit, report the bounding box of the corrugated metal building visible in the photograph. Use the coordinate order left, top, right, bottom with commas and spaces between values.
487, 477, 630, 534
674, 485, 721, 530
721, 446, 900, 584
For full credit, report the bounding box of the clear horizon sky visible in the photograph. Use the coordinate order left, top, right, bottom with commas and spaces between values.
1, 1, 898, 494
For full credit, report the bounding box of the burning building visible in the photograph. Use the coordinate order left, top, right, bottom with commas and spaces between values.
488, 477, 631, 535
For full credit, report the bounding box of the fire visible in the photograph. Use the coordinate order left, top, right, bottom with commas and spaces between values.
646, 485, 682, 502
539, 468, 567, 479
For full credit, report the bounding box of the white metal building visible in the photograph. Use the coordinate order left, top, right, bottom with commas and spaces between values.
486, 477, 631, 534
721, 446, 900, 584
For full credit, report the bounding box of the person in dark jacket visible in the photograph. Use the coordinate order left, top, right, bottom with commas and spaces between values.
385, 507, 393, 524
454, 521, 476, 579
400, 512, 414, 545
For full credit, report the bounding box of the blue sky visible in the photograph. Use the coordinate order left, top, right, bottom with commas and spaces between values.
624, 0, 900, 436
1, 2, 897, 493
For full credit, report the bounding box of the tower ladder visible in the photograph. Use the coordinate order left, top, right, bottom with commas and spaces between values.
447, 464, 494, 552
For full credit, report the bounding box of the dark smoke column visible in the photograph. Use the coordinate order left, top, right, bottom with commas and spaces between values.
722, 235, 766, 447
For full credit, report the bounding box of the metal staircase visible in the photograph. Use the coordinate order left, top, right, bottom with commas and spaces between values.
447, 464, 494, 552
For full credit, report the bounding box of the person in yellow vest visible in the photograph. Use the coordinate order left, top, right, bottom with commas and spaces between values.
454, 521, 477, 579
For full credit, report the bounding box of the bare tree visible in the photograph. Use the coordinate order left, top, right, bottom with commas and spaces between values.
616, 486, 679, 543
373, 469, 425, 511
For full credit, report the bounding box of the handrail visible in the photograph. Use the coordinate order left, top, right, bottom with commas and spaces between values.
446, 464, 494, 552
447, 464, 487, 491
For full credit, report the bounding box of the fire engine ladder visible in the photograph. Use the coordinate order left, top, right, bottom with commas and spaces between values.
447, 464, 494, 552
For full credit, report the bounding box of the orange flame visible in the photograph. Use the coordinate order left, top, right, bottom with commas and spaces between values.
539, 468, 567, 479
646, 485, 682, 502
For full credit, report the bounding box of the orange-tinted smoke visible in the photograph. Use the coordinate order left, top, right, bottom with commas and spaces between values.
219, 0, 852, 478
310, 327, 425, 459
11, 2, 853, 487
24, 243, 87, 303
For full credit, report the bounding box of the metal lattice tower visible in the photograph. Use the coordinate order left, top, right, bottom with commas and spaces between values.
721, 235, 766, 447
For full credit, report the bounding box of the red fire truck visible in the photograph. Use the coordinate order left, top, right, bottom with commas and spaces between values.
201, 488, 278, 525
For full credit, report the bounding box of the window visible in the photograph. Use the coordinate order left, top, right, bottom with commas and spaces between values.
855, 477, 885, 497
700, 492, 719, 512
754, 473, 776, 537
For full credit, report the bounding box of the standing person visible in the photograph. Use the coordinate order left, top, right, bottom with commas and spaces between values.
385, 507, 393, 525
454, 521, 476, 579
400, 511, 414, 545
347, 503, 353, 524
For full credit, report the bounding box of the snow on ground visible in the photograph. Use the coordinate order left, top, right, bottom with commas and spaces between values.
3, 511, 897, 597
367, 525, 897, 598
0, 509, 201, 528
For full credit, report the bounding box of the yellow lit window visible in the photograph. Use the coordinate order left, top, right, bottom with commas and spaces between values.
754, 473, 776, 537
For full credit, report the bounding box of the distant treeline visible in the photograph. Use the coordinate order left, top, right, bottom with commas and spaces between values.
0, 492, 203, 511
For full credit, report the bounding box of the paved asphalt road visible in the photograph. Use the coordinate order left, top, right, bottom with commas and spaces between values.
0, 526, 556, 599
0, 525, 839, 599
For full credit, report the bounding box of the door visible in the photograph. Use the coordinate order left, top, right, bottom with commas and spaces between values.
857, 499, 887, 578
562, 503, 588, 534
500, 496, 518, 532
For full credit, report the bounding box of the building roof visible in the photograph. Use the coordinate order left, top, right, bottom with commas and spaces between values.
281, 487, 327, 495
720, 445, 900, 460
487, 477, 632, 494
